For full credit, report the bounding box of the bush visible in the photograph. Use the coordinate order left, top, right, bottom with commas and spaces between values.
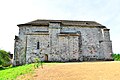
112, 54, 120, 61
34, 58, 43, 69
0, 49, 11, 67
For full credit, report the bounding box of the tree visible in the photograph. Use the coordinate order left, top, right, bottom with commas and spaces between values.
0, 49, 11, 67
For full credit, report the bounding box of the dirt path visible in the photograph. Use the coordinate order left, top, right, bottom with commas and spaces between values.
17, 61, 120, 80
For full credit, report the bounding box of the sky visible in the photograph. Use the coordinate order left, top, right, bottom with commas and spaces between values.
0, 0, 120, 53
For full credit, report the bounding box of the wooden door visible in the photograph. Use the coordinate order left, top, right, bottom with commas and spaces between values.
45, 54, 48, 61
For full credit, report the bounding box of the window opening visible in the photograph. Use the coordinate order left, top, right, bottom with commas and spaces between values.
37, 41, 39, 49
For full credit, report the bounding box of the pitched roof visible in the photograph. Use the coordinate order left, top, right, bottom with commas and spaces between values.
17, 19, 106, 28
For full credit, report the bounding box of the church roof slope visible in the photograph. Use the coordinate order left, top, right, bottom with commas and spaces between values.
17, 19, 106, 28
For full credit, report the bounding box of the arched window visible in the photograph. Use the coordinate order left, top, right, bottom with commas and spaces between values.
37, 41, 39, 49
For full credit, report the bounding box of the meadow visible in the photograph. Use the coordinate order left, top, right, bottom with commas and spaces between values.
0, 64, 35, 80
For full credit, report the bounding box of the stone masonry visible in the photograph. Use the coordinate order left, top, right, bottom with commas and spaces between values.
14, 19, 113, 66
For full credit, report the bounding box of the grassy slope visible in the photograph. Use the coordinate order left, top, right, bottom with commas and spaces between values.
0, 64, 35, 80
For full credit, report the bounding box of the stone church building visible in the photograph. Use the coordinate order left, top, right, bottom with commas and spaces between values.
14, 19, 113, 65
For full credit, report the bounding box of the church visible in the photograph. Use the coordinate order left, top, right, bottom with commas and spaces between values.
13, 19, 113, 66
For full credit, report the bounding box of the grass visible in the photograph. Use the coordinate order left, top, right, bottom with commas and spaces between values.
0, 64, 35, 80
0, 61, 61, 80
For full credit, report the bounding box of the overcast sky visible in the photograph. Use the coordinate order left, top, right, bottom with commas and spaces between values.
0, 0, 120, 53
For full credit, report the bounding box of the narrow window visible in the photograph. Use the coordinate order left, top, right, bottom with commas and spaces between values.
37, 41, 39, 49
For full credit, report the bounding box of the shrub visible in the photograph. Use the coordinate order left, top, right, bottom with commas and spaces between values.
0, 49, 11, 67
112, 54, 120, 61
34, 58, 43, 69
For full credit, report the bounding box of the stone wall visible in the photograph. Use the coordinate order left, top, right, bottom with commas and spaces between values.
14, 22, 113, 65
26, 35, 49, 63
61, 26, 104, 60
49, 23, 61, 61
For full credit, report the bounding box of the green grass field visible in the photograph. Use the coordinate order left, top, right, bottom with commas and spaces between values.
0, 62, 60, 80
0, 64, 35, 80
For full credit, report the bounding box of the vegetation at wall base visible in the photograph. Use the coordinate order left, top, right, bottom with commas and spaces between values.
34, 58, 44, 69
112, 54, 120, 61
0, 64, 35, 80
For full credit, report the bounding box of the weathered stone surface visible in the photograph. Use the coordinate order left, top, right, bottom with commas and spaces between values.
13, 19, 113, 66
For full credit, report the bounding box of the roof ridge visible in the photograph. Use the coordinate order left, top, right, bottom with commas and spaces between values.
34, 19, 97, 22
17, 19, 105, 28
